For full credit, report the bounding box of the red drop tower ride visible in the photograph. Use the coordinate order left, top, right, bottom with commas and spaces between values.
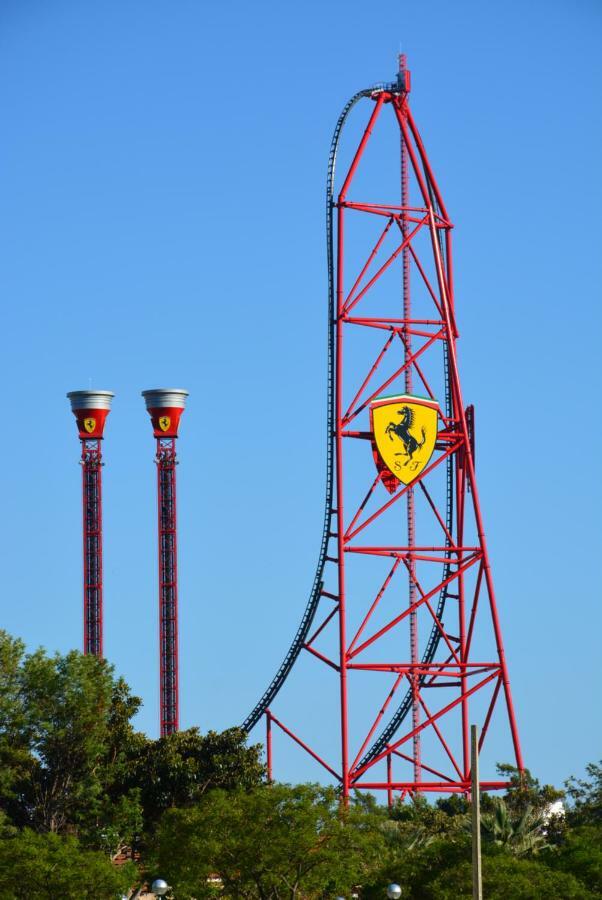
67, 390, 114, 657
243, 62, 524, 800
142, 389, 188, 737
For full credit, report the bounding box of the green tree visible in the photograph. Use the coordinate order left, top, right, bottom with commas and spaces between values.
0, 630, 144, 855
428, 852, 591, 899
546, 826, 602, 895
0, 634, 30, 807
381, 793, 467, 854
362, 834, 471, 899
0, 826, 136, 899
128, 726, 265, 827
478, 797, 550, 857
494, 762, 564, 815
0, 630, 266, 860
565, 760, 602, 826
153, 783, 386, 899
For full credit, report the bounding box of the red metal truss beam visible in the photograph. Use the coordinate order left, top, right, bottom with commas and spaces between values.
343, 329, 445, 423
352, 670, 501, 780
354, 781, 510, 793
348, 553, 481, 660
303, 643, 339, 671
351, 672, 405, 771
344, 216, 395, 307
345, 332, 397, 421
344, 439, 462, 540
415, 684, 464, 779
343, 215, 429, 315
305, 605, 339, 647
346, 664, 499, 675
391, 748, 456, 784
269, 712, 341, 782
348, 557, 402, 654
346, 317, 445, 327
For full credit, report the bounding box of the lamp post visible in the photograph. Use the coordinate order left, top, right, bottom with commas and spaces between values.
471, 724, 483, 900
386, 885, 402, 899
151, 879, 170, 897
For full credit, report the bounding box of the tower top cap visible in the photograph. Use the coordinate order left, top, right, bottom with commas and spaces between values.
67, 390, 114, 411
142, 389, 189, 410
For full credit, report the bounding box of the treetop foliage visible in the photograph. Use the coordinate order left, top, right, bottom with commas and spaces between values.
0, 628, 600, 899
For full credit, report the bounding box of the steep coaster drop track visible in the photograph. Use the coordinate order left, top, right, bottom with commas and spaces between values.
241, 64, 523, 800
241, 84, 453, 768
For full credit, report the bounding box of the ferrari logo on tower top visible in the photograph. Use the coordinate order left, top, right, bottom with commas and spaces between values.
370, 394, 438, 486
83, 417, 96, 434
158, 415, 171, 433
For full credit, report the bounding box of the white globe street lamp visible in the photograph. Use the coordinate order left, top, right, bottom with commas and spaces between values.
386, 885, 402, 899
151, 879, 170, 897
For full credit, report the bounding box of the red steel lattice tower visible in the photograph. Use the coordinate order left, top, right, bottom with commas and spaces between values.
143, 389, 188, 737
243, 64, 524, 800
67, 390, 114, 657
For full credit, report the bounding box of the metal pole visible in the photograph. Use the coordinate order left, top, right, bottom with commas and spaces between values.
387, 747, 393, 809
266, 711, 273, 782
471, 724, 482, 900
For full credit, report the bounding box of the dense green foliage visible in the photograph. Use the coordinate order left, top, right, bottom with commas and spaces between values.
0, 816, 136, 899
1, 628, 600, 898
0, 630, 264, 897
153, 784, 385, 898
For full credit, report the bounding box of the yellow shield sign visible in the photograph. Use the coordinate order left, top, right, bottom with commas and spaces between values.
370, 394, 439, 486
158, 415, 171, 433
83, 417, 96, 434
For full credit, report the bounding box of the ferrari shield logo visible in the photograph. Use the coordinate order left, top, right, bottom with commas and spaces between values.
370, 394, 439, 487
83, 417, 96, 434
158, 415, 171, 433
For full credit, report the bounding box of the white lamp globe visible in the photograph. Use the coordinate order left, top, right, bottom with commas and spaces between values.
387, 885, 402, 899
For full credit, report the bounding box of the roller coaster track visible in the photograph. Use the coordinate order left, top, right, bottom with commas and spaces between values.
242, 87, 455, 763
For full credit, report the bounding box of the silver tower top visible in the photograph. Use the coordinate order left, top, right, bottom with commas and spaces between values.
141, 389, 189, 410
67, 390, 115, 411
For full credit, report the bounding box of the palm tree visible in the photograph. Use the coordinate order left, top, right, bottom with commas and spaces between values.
479, 797, 550, 857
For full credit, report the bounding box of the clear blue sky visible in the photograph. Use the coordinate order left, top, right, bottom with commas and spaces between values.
0, 0, 600, 792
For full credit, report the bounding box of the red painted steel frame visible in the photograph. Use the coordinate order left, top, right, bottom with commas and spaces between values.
263, 69, 523, 801
155, 437, 180, 736
81, 439, 103, 657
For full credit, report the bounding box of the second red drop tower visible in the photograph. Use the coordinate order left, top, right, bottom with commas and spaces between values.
142, 388, 188, 737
